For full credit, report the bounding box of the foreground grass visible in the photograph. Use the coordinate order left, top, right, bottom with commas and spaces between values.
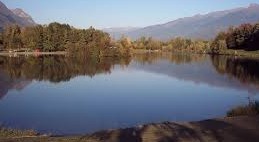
1, 115, 259, 142
0, 127, 38, 138
0, 127, 83, 142
0, 127, 80, 142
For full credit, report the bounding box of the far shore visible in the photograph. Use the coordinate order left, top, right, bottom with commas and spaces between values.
1, 116, 259, 142
0, 51, 67, 56
1, 49, 259, 59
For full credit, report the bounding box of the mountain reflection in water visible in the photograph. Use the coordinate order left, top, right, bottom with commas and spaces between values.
0, 53, 259, 134
0, 53, 259, 99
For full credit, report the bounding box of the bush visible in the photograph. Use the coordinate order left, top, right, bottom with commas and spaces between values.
227, 101, 259, 117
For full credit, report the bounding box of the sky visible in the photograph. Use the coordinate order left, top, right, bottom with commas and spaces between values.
2, 0, 259, 29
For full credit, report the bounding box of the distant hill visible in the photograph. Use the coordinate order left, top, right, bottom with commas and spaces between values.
105, 3, 259, 40
0, 1, 36, 31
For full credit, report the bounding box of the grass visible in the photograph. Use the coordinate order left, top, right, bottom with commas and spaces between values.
218, 49, 259, 58
0, 127, 82, 142
0, 127, 38, 138
0, 114, 259, 142
227, 101, 259, 117
133, 49, 259, 59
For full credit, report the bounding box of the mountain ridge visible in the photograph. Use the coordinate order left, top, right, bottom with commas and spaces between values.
105, 3, 259, 40
0, 1, 36, 31
11, 8, 36, 25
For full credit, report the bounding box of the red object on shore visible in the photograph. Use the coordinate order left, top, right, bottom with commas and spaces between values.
35, 49, 40, 52
33, 49, 41, 57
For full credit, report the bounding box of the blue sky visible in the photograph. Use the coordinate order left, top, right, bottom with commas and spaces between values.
2, 0, 259, 29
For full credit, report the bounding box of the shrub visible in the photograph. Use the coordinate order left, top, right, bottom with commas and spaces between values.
227, 101, 259, 117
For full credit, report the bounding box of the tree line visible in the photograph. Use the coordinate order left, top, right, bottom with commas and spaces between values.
115, 36, 209, 53
0, 23, 111, 52
116, 22, 259, 53
0, 22, 259, 54
211, 23, 259, 52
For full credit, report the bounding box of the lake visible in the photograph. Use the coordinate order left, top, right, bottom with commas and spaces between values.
0, 53, 258, 135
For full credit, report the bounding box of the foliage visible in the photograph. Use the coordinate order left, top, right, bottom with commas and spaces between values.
0, 127, 38, 137
212, 23, 259, 52
0, 32, 3, 47
1, 23, 112, 55
1, 23, 135, 57
130, 22, 259, 53
133, 37, 162, 50
211, 32, 228, 53
131, 36, 209, 53
227, 101, 259, 117
1, 21, 259, 55
110, 36, 133, 57
3, 25, 23, 50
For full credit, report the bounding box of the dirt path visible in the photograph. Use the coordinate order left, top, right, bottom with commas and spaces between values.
1, 116, 259, 142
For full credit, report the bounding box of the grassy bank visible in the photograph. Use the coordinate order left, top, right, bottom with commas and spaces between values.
0, 127, 38, 138
0, 51, 67, 56
133, 49, 259, 59
215, 49, 259, 58
1, 49, 259, 60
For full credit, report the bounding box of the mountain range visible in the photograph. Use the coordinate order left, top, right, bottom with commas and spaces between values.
0, 1, 36, 31
1, 1, 259, 40
104, 3, 259, 40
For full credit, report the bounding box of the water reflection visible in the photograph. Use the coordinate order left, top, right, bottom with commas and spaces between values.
132, 52, 206, 65
0, 70, 31, 99
211, 55, 259, 85
0, 53, 259, 134
1, 54, 259, 98
0, 55, 131, 99
0, 55, 131, 82
131, 53, 259, 94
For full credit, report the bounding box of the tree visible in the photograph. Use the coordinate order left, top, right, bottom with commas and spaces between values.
214, 23, 259, 51
21, 25, 44, 51
211, 31, 227, 53
0, 32, 3, 48
1, 22, 114, 54
3, 25, 22, 50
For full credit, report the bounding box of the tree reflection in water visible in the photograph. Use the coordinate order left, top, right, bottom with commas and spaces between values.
0, 54, 131, 83
211, 55, 259, 86
0, 53, 259, 99
0, 54, 131, 99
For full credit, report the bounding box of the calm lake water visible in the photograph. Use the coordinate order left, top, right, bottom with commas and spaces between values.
0, 53, 259, 135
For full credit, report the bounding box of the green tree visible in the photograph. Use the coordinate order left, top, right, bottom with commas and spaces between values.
0, 32, 3, 48
3, 25, 22, 50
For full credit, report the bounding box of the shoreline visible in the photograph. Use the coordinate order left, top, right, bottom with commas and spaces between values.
1, 116, 259, 142
134, 49, 259, 59
0, 51, 67, 56
0, 50, 259, 59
